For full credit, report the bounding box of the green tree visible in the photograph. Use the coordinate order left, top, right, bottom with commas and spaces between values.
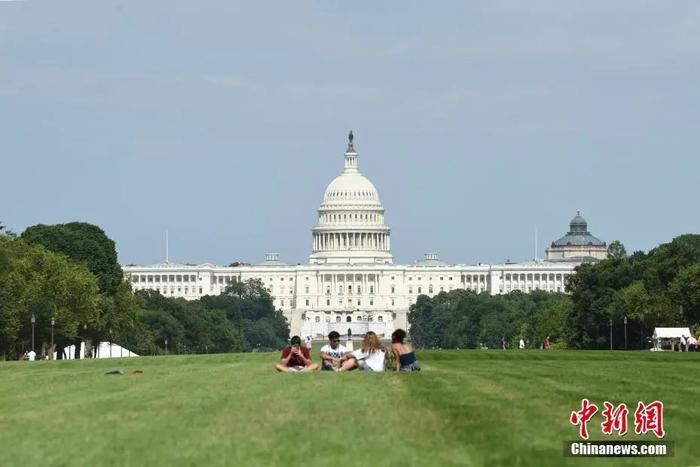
668, 262, 700, 325
22, 222, 123, 296
0, 236, 100, 359
607, 240, 627, 262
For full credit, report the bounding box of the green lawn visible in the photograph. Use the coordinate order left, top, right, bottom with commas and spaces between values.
1, 350, 697, 467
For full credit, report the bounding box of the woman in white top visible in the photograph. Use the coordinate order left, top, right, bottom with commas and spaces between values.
339, 331, 385, 372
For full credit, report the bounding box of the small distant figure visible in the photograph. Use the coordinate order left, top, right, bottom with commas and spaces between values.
305, 335, 313, 351
339, 331, 385, 372
391, 329, 421, 372
679, 335, 687, 352
26, 350, 36, 361
275, 335, 319, 372
543, 336, 551, 350
501, 336, 507, 350
519, 338, 525, 350
688, 335, 697, 352
320, 331, 346, 371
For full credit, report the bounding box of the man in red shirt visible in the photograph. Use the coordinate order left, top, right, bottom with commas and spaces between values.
275, 335, 319, 372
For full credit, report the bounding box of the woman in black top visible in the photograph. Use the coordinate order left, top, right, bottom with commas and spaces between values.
391, 329, 421, 372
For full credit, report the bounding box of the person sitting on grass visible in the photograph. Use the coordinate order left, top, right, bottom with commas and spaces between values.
391, 329, 421, 372
275, 335, 319, 372
339, 331, 385, 372
320, 331, 346, 371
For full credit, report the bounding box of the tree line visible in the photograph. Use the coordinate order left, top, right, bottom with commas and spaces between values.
0, 222, 288, 360
409, 235, 700, 350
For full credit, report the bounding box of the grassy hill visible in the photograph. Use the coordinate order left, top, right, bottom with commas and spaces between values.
1, 350, 696, 467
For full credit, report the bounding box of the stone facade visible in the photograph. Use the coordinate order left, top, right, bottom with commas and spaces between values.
124, 134, 590, 338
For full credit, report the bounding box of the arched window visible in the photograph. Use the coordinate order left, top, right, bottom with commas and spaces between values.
378, 315, 383, 322
315, 316, 320, 323
346, 316, 352, 322
336, 316, 341, 323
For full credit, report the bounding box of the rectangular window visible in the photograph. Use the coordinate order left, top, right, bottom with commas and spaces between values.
155, 275, 161, 283
391, 286, 395, 294
305, 299, 309, 306
183, 275, 189, 282
199, 287, 203, 294
191, 275, 196, 282
281, 299, 284, 306
305, 285, 310, 294
326, 299, 330, 306
369, 299, 374, 306
418, 286, 422, 294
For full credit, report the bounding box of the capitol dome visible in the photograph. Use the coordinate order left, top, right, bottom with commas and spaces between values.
309, 132, 392, 265
322, 173, 380, 206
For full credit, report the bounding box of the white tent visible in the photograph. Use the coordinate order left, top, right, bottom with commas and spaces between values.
652, 327, 692, 339
651, 327, 692, 351
54, 342, 139, 359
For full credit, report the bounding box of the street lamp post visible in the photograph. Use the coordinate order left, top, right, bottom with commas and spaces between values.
51, 316, 55, 359
624, 316, 628, 350
609, 319, 613, 351
30, 313, 36, 353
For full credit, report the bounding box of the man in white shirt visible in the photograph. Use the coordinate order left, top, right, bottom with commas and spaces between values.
319, 331, 346, 371
26, 350, 36, 361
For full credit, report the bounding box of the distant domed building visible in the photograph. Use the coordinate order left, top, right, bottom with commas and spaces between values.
309, 131, 392, 265
124, 133, 594, 338
545, 212, 608, 263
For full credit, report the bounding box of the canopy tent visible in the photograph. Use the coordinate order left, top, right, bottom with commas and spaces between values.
53, 342, 139, 359
651, 327, 693, 351
652, 327, 692, 339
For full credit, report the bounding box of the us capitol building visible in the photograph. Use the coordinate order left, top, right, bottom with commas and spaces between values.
124, 133, 608, 339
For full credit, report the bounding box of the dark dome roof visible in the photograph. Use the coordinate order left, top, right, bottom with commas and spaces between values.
551, 211, 606, 247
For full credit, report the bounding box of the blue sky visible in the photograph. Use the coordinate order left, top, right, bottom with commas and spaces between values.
2, 1, 699, 266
